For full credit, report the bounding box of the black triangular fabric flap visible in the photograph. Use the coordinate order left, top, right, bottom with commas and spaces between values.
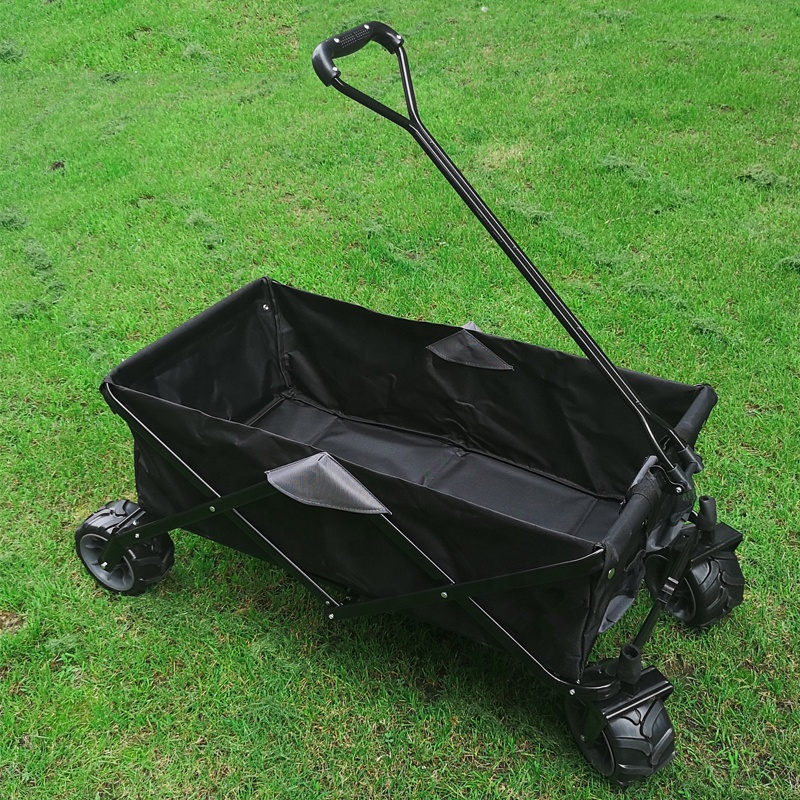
427, 329, 513, 371
267, 452, 390, 514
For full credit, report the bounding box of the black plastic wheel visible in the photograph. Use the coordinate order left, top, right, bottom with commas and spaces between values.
645, 549, 744, 629
75, 499, 174, 596
565, 694, 676, 787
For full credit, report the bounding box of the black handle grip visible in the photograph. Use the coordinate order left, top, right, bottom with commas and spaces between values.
312, 21, 403, 86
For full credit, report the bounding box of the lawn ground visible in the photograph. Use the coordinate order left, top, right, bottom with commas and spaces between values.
1, 1, 799, 798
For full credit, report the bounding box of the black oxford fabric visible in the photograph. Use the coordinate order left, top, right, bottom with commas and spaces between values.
105, 277, 715, 681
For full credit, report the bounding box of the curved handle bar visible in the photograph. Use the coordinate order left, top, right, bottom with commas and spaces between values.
312, 21, 404, 86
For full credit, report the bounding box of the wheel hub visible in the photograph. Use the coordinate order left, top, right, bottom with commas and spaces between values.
78, 533, 135, 592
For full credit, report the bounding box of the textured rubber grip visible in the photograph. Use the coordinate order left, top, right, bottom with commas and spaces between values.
313, 21, 403, 86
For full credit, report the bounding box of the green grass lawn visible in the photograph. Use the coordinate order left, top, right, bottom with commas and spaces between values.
1, 1, 798, 797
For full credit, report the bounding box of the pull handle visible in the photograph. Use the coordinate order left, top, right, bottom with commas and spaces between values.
312, 21, 404, 86
312, 23, 695, 488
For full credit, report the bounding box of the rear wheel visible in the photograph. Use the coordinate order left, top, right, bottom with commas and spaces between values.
645, 549, 744, 628
75, 500, 174, 596
565, 693, 676, 787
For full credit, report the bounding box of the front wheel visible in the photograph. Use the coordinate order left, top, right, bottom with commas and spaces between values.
645, 549, 744, 629
75, 500, 174, 596
565, 693, 676, 787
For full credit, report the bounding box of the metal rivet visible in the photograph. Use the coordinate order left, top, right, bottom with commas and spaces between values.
328, 613, 334, 620
364, 24, 370, 29
580, 735, 586, 742
333, 37, 340, 43
209, 506, 216, 513
440, 591, 448, 599
262, 304, 269, 311
607, 568, 616, 580
100, 562, 108, 569
569, 689, 576, 696
134, 533, 140, 539
675, 486, 683, 494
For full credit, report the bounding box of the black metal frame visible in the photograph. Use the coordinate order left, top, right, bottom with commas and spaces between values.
313, 23, 702, 494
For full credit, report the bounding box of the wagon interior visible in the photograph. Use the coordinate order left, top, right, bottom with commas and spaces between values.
114, 277, 706, 546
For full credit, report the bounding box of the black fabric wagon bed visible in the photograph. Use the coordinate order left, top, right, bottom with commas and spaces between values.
104, 277, 711, 682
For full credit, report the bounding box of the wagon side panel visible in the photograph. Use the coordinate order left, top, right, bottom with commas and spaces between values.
119, 386, 599, 682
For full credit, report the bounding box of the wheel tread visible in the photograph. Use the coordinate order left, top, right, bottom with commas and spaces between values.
566, 694, 676, 787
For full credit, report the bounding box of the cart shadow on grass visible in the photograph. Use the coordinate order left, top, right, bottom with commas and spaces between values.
74, 21, 744, 788
155, 539, 572, 762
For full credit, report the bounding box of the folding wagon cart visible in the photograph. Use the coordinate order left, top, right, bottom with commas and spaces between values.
75, 23, 744, 786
